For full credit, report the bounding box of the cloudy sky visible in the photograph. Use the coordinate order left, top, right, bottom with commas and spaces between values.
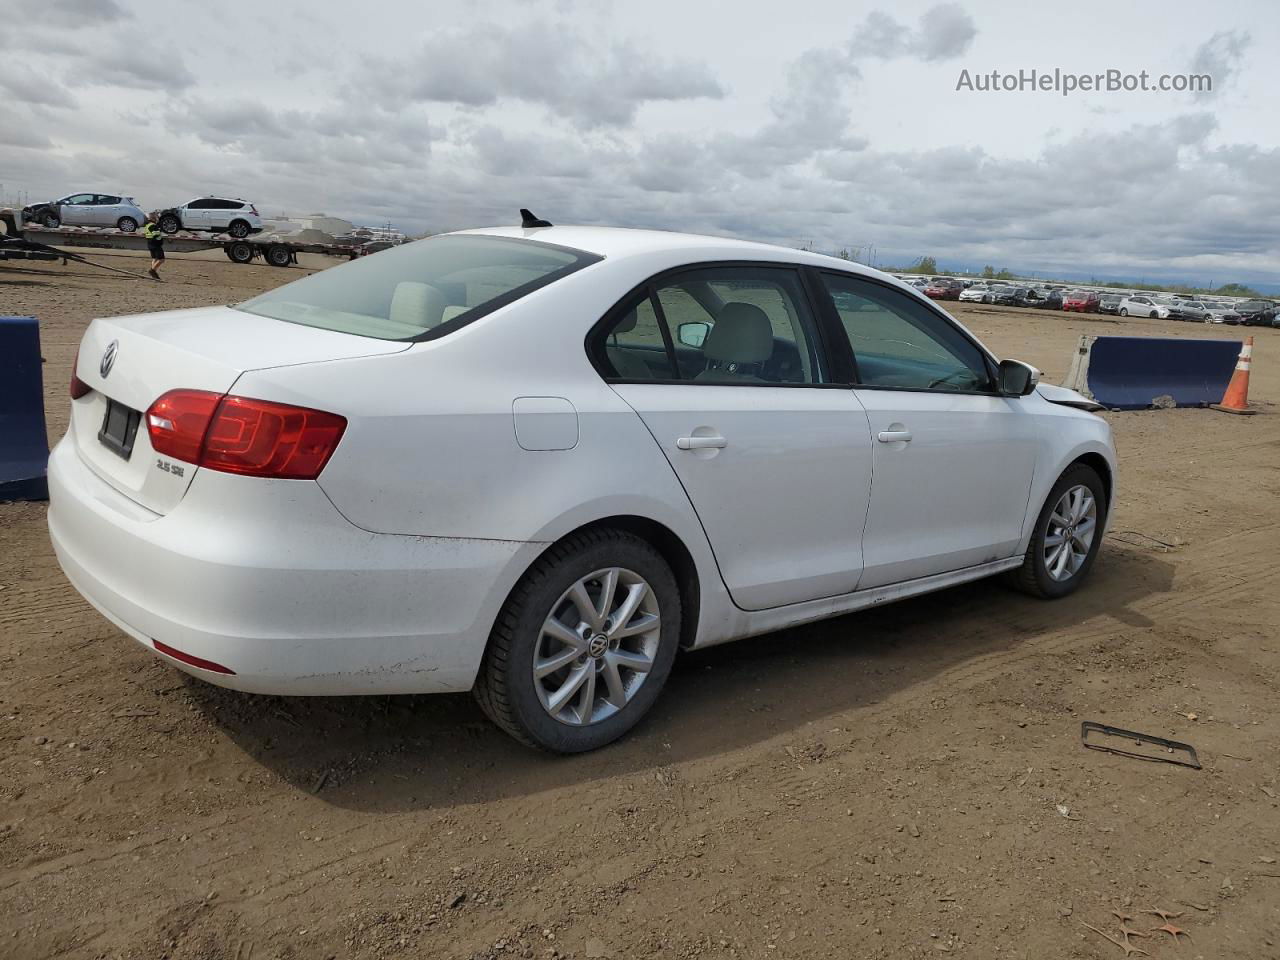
2, 0, 1277, 288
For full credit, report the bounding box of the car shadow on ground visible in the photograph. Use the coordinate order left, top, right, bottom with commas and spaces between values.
184, 543, 1174, 811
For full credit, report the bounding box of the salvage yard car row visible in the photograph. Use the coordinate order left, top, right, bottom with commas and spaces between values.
902, 275, 1278, 326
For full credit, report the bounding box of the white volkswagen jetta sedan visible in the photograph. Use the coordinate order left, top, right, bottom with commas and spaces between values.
48, 221, 1116, 752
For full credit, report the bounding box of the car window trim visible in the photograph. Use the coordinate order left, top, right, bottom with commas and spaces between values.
587, 259, 838, 387
812, 268, 1004, 395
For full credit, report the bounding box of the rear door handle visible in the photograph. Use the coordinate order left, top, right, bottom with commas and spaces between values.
676, 435, 728, 450
877, 430, 913, 443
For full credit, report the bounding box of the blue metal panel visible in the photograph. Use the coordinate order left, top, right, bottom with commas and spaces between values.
0, 316, 49, 501
1086, 336, 1241, 410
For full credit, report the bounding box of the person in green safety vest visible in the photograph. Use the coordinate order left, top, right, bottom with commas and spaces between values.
142, 212, 165, 281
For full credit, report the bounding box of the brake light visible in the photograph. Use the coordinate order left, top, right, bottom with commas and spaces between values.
70, 346, 91, 399
147, 389, 221, 463
145, 390, 346, 480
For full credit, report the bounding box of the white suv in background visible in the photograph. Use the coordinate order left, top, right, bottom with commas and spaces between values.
157, 198, 263, 238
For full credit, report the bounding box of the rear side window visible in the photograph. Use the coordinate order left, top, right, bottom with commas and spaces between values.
238, 234, 601, 341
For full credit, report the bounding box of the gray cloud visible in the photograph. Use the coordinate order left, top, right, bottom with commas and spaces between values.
75, 40, 197, 90
9, 0, 130, 27
365, 20, 723, 127
849, 3, 976, 61
0, 63, 77, 108
710, 4, 972, 177
1190, 29, 1251, 100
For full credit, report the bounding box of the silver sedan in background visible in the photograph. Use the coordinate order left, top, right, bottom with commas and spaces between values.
23, 193, 146, 232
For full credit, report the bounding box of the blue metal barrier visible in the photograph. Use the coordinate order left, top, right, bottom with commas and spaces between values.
1063, 335, 1241, 410
0, 316, 49, 501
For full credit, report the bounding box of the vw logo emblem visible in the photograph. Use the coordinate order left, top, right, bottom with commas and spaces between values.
100, 340, 119, 379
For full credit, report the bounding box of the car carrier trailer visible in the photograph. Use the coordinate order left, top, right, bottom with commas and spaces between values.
2, 209, 365, 267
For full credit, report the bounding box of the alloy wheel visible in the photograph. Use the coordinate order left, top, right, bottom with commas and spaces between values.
534, 567, 660, 726
1043, 484, 1097, 581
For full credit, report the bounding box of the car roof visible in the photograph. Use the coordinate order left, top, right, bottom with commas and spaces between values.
453, 224, 898, 280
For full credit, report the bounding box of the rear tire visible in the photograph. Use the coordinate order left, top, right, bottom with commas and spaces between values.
474, 529, 682, 752
226, 241, 254, 264
265, 243, 292, 267
1008, 463, 1107, 599
227, 219, 251, 239
116, 216, 138, 232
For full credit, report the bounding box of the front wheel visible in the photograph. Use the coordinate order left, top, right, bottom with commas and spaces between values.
1119, 308, 1128, 317
1150, 311, 1159, 319
42, 212, 60, 228
474, 529, 682, 752
1008, 464, 1107, 599
158, 214, 181, 234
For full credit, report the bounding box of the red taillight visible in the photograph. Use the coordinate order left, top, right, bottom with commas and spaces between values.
147, 389, 222, 463
70, 346, 91, 399
145, 390, 346, 480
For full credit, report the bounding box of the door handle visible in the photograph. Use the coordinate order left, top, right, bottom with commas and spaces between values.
676, 435, 728, 450
877, 429, 913, 443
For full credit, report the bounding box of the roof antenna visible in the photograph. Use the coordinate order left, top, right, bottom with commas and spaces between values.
520, 208, 552, 228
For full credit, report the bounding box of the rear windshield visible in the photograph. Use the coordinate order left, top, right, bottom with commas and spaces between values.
237, 234, 601, 341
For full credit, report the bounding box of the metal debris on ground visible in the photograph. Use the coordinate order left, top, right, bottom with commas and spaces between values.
1081, 721, 1201, 769
1079, 920, 1148, 957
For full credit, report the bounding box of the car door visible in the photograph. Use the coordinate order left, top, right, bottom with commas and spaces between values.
816, 272, 1040, 589
93, 195, 120, 226
60, 194, 95, 226
204, 199, 233, 230
181, 199, 209, 229
599, 264, 875, 611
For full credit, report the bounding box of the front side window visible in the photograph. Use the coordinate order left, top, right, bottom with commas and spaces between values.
64, 194, 93, 205
238, 234, 600, 341
821, 273, 993, 392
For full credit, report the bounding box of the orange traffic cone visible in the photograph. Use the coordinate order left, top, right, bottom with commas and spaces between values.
1211, 336, 1257, 416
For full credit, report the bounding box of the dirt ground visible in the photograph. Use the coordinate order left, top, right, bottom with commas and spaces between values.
2, 253, 1278, 960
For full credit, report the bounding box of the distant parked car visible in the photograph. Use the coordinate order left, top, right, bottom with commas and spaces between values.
1117, 295, 1170, 318
1062, 291, 1100, 313
959, 283, 999, 303
1199, 300, 1242, 324
1019, 288, 1063, 310
22, 193, 145, 232
157, 198, 263, 238
991, 286, 1022, 306
1097, 294, 1123, 315
924, 279, 963, 300
1166, 300, 1217, 322
1233, 299, 1279, 327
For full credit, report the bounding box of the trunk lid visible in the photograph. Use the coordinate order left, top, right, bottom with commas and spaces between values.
71, 305, 408, 514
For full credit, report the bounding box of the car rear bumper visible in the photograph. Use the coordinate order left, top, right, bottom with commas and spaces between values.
46, 437, 542, 695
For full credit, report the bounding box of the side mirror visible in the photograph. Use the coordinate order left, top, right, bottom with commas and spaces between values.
677, 321, 710, 348
998, 359, 1040, 396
